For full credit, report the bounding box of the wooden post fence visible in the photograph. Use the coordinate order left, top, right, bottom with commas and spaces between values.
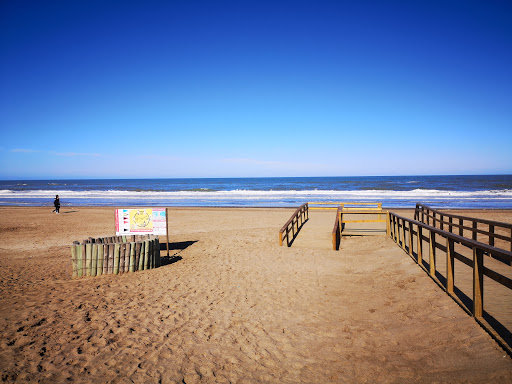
71, 234, 161, 279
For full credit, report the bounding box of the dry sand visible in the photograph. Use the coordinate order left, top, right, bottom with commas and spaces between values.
1, 207, 512, 383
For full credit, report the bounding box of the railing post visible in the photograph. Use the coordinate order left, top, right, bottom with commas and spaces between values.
279, 232, 283, 246
429, 230, 436, 277
393, 215, 397, 243
440, 214, 444, 231
386, 212, 390, 236
459, 218, 463, 236
408, 221, 413, 257
472, 221, 477, 241
449, 216, 453, 233
417, 226, 423, 264
489, 224, 495, 247
446, 238, 454, 294
473, 247, 484, 318
398, 218, 402, 248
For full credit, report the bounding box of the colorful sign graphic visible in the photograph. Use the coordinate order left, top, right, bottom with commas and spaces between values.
115, 208, 166, 235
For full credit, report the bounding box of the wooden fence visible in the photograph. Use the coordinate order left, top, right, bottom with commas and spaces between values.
340, 202, 382, 211
388, 211, 512, 354
415, 203, 512, 264
71, 234, 161, 278
279, 203, 309, 246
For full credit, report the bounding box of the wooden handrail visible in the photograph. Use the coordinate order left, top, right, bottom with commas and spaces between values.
415, 203, 512, 257
279, 203, 309, 246
388, 211, 512, 355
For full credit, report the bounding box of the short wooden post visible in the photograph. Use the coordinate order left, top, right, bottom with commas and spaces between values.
71, 243, 78, 278
108, 243, 114, 274
138, 241, 145, 270
119, 243, 125, 274
446, 237, 454, 294
113, 243, 120, 274
459, 219, 463, 236
103, 244, 109, 275
279, 232, 283, 246
91, 244, 98, 277
124, 242, 131, 272
81, 242, 87, 277
386, 212, 390, 236
417, 226, 423, 264
135, 242, 142, 271
144, 240, 150, 270
473, 247, 484, 318
448, 217, 453, 233
97, 244, 104, 276
77, 244, 83, 278
429, 231, 436, 277
489, 224, 495, 247
85, 243, 92, 277
155, 238, 160, 267
472, 221, 477, 241
408, 221, 413, 257
149, 240, 154, 269
129, 242, 136, 272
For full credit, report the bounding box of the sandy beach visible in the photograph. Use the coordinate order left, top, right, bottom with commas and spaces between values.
1, 206, 512, 383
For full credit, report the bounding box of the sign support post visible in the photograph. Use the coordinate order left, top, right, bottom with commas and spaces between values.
166, 207, 170, 257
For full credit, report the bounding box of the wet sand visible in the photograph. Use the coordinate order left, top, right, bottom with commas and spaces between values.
1, 207, 512, 383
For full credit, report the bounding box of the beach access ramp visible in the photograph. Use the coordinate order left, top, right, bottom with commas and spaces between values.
279, 202, 388, 250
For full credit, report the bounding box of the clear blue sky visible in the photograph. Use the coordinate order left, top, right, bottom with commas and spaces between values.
1, 0, 511, 179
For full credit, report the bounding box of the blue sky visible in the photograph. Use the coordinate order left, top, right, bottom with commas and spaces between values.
1, 0, 511, 179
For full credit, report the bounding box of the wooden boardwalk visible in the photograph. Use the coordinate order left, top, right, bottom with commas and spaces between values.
291, 210, 334, 250
291, 210, 387, 249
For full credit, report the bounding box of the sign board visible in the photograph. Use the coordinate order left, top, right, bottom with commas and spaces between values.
115, 208, 167, 235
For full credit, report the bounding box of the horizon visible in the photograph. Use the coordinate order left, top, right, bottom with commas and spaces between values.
1, 173, 511, 183
1, 1, 512, 179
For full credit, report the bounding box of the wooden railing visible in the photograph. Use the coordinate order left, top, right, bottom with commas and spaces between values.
308, 201, 343, 210
279, 203, 309, 246
415, 204, 512, 262
388, 211, 512, 354
340, 202, 382, 211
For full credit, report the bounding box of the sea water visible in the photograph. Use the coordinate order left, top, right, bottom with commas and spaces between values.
0, 175, 511, 209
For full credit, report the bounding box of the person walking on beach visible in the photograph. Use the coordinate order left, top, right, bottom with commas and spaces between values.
52, 195, 60, 214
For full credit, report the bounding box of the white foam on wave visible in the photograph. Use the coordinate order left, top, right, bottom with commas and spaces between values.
1, 188, 512, 201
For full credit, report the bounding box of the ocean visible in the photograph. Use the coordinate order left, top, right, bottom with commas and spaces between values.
1, 175, 511, 209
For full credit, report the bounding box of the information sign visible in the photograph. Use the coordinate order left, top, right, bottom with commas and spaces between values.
115, 208, 167, 235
